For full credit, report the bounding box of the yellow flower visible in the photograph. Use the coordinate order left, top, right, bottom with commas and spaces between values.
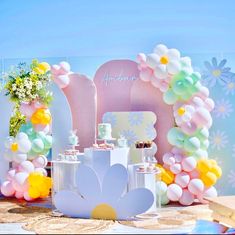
33, 62, 50, 75
15, 77, 22, 85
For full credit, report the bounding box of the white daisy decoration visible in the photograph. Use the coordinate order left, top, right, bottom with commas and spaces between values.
145, 44, 192, 80
210, 130, 228, 151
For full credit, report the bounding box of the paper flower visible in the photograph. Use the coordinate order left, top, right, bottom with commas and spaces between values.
128, 112, 144, 126
202, 57, 233, 87
210, 130, 228, 151
54, 164, 154, 220
213, 99, 233, 119
102, 112, 117, 127
120, 130, 138, 146
222, 78, 235, 95
4, 132, 32, 163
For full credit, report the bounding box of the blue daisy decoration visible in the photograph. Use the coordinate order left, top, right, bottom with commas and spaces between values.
120, 130, 138, 146
128, 112, 144, 126
102, 112, 117, 127
202, 57, 234, 87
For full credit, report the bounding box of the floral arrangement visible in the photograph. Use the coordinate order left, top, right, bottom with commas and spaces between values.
137, 44, 222, 206
0, 59, 52, 201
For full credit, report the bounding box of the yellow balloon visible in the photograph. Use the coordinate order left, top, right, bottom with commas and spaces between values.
33, 67, 44, 75
40, 189, 50, 198
31, 108, 51, 125
156, 164, 174, 185
210, 165, 222, 179
201, 172, 217, 187
197, 159, 212, 173
28, 187, 40, 199
209, 159, 217, 166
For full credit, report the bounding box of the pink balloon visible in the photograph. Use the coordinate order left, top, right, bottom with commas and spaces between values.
189, 169, 200, 179
54, 74, 70, 88
19, 102, 36, 118
204, 98, 215, 112
181, 157, 197, 172
181, 122, 197, 135
32, 155, 48, 168
15, 191, 24, 199
179, 189, 195, 206
35, 168, 48, 176
192, 108, 212, 128
198, 86, 209, 99
137, 53, 146, 63
198, 186, 218, 204
1, 181, 15, 197
188, 179, 204, 196
175, 172, 190, 188
163, 153, 175, 165
174, 154, 183, 163
18, 161, 35, 173
167, 184, 183, 201
34, 124, 50, 134
12, 172, 29, 192
60, 61, 71, 73
6, 169, 17, 181
170, 163, 182, 174
51, 64, 61, 76
139, 67, 153, 82
159, 81, 169, 92
23, 192, 35, 201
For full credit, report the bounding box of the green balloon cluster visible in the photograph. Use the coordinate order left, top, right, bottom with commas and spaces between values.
163, 71, 201, 105
20, 123, 52, 157
167, 127, 209, 159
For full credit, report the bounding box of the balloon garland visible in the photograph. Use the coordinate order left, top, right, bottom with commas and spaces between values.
137, 44, 222, 205
1, 60, 52, 201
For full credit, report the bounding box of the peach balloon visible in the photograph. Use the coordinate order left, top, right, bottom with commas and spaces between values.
181, 157, 197, 172
179, 189, 195, 206
170, 163, 182, 174
167, 184, 183, 201
1, 181, 15, 197
188, 179, 204, 195
175, 172, 190, 188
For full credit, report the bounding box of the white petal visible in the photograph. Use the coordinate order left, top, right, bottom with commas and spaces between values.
154, 64, 167, 79
182, 113, 192, 122
54, 190, 92, 218
185, 105, 195, 114
76, 165, 101, 202
181, 57, 191, 67
102, 164, 128, 205
116, 188, 154, 220
16, 132, 28, 141
146, 53, 160, 69
167, 49, 180, 60
167, 61, 181, 74
4, 137, 14, 149
153, 44, 168, 56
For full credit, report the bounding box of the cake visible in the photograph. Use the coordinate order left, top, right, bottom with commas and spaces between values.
135, 141, 152, 149
98, 123, 112, 140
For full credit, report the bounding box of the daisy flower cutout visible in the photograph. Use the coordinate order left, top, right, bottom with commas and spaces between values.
210, 130, 228, 151
213, 99, 233, 119
202, 57, 233, 87
173, 103, 195, 126
222, 78, 235, 95
228, 170, 235, 188
146, 44, 181, 79
54, 164, 154, 220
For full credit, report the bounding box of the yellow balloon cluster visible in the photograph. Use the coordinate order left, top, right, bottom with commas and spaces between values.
28, 172, 52, 199
31, 108, 52, 125
33, 62, 50, 75
156, 164, 174, 185
197, 159, 222, 187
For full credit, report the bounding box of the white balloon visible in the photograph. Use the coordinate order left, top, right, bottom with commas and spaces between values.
60, 61, 71, 73
153, 44, 168, 56
146, 53, 160, 69
167, 48, 180, 60
56, 74, 70, 89
168, 61, 181, 74
18, 138, 32, 153
13, 153, 27, 163
4, 137, 14, 148
154, 64, 167, 79
4, 150, 14, 162
156, 181, 168, 196
16, 132, 28, 141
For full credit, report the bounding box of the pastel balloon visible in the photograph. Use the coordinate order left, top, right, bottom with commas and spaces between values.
163, 89, 178, 105
197, 128, 209, 140
32, 155, 48, 168
174, 154, 183, 163
203, 186, 218, 198
188, 179, 204, 195
201, 172, 217, 187
175, 172, 190, 188
6, 169, 16, 181
18, 161, 35, 173
4, 136, 14, 148
43, 135, 53, 149
13, 153, 27, 163
183, 137, 200, 152
32, 139, 44, 153
194, 149, 208, 159
159, 192, 170, 205
15, 191, 24, 199
139, 67, 153, 82
51, 64, 61, 76
179, 189, 195, 206
170, 163, 182, 174
29, 187, 41, 199
198, 86, 209, 99
23, 192, 34, 201
12, 172, 29, 192
19, 102, 36, 118
55, 74, 70, 89
60, 61, 71, 73
204, 98, 215, 111
181, 122, 197, 135
137, 53, 146, 63
155, 181, 168, 196
18, 138, 32, 153
167, 184, 183, 201
163, 153, 175, 165
181, 157, 197, 172
1, 181, 15, 197
146, 53, 159, 69
193, 108, 212, 128
34, 124, 50, 134
189, 169, 200, 179
157, 165, 174, 185
35, 168, 48, 176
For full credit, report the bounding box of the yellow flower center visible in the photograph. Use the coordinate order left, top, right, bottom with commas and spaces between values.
160, 55, 169, 64
177, 107, 186, 116
11, 143, 18, 152
212, 69, 221, 77
91, 203, 117, 220
228, 82, 235, 89
218, 106, 225, 113
214, 137, 221, 145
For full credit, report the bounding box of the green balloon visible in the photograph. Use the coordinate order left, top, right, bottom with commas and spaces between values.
32, 138, 44, 153
183, 137, 200, 152
196, 128, 209, 141
44, 135, 53, 149
172, 80, 186, 95
163, 89, 178, 105
157, 192, 170, 206
180, 91, 192, 101
191, 72, 201, 83
167, 128, 184, 146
